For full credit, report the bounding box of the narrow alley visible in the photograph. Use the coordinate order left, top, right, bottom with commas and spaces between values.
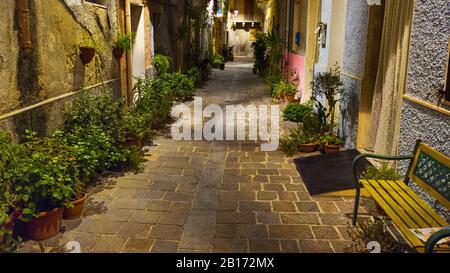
1, 0, 448, 258
16, 61, 369, 253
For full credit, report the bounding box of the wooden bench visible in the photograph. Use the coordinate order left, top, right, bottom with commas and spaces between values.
352, 140, 450, 253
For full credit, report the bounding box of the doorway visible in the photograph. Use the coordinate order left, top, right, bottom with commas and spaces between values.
131, 4, 146, 79
357, 2, 385, 150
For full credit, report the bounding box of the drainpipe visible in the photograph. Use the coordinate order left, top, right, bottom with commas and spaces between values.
125, 0, 133, 106
17, 0, 32, 58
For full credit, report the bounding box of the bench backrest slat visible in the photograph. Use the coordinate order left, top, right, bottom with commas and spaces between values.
409, 143, 450, 210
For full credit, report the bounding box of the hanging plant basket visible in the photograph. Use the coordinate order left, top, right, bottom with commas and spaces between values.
113, 47, 124, 59
63, 193, 88, 220
79, 46, 96, 65
25, 208, 63, 241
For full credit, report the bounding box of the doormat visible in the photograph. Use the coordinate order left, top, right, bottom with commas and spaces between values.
293, 149, 372, 196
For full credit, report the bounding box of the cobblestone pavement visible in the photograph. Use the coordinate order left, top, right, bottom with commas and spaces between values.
18, 62, 376, 253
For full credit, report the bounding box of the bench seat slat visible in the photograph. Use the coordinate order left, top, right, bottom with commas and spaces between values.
378, 180, 430, 227
361, 180, 424, 247
392, 180, 448, 227
366, 180, 420, 228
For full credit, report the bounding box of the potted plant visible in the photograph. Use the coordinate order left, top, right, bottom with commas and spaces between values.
112, 32, 134, 59
211, 54, 225, 69
273, 80, 297, 103
320, 133, 342, 153
0, 131, 23, 249
79, 34, 97, 65
310, 65, 344, 134
282, 100, 314, 124
251, 32, 268, 75
16, 131, 80, 241
120, 110, 151, 148
298, 134, 319, 153
63, 181, 87, 220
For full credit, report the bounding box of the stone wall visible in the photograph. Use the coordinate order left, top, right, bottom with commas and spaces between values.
398, 0, 449, 220
0, 0, 122, 140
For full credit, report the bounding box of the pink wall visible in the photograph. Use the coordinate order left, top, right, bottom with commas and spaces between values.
285, 52, 305, 100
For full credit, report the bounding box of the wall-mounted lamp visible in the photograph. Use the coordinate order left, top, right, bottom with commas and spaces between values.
234, 9, 239, 16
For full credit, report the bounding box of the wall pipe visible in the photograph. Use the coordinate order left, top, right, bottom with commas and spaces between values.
17, 0, 32, 58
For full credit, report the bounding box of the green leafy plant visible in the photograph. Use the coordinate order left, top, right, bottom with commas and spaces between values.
0, 133, 24, 253
113, 32, 134, 51
311, 65, 344, 132
251, 32, 268, 73
160, 72, 195, 102
320, 133, 342, 146
361, 163, 401, 181
120, 109, 152, 140
264, 32, 284, 84
153, 54, 172, 75
186, 67, 202, 87
279, 134, 299, 157
132, 77, 174, 127
298, 134, 318, 145
63, 89, 123, 137
283, 101, 314, 123
13, 131, 80, 220
211, 54, 225, 66
273, 80, 297, 99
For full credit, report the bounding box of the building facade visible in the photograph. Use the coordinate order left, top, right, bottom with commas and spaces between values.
0, 0, 154, 140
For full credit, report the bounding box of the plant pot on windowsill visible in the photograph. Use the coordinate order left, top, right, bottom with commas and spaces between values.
299, 143, 319, 153
79, 46, 96, 65
219, 63, 225, 70
113, 47, 124, 59
25, 207, 63, 241
323, 144, 341, 153
63, 193, 88, 220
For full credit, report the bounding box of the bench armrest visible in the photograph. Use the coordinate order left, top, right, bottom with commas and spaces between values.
352, 153, 414, 188
425, 228, 450, 253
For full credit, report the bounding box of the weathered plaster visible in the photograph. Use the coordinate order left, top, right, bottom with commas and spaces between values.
0, 0, 20, 114
0, 0, 122, 138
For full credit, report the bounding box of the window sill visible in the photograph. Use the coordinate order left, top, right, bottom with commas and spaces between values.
403, 94, 450, 116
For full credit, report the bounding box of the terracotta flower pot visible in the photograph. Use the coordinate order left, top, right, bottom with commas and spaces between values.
323, 144, 341, 153
113, 47, 124, 59
25, 208, 63, 241
299, 143, 319, 153
285, 94, 296, 103
63, 193, 88, 220
79, 46, 96, 65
